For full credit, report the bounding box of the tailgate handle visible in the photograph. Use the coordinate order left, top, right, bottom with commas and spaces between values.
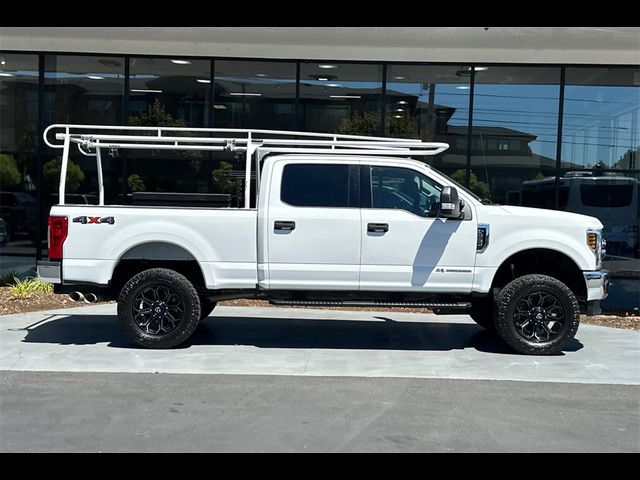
275, 221, 296, 231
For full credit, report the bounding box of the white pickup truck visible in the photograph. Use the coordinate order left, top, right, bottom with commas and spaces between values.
38, 125, 609, 355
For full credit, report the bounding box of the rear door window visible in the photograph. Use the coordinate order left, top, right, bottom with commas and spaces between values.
281, 164, 351, 208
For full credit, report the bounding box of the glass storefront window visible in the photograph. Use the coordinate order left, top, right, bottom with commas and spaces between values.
127, 58, 213, 200
471, 67, 561, 206
562, 67, 639, 171
299, 62, 383, 135
214, 60, 297, 130
44, 55, 124, 125
0, 53, 39, 271
561, 67, 640, 309
128, 57, 211, 128
43, 55, 126, 246
1, 50, 638, 310
385, 65, 471, 178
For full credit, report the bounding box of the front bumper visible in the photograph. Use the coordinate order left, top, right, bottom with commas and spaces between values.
584, 270, 609, 301
37, 261, 61, 284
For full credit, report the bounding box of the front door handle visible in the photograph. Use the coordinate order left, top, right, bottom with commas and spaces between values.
275, 221, 296, 231
368, 223, 389, 233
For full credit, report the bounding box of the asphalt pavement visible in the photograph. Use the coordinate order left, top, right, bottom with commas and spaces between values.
1, 371, 637, 452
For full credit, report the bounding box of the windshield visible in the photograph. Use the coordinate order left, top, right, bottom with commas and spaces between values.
430, 167, 495, 205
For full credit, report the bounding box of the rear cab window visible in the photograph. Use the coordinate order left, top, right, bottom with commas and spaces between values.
280, 163, 358, 208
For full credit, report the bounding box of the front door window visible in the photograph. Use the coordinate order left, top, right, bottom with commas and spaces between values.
371, 166, 442, 217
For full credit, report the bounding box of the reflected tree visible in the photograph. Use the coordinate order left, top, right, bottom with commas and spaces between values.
451, 169, 490, 200
211, 161, 237, 194
0, 154, 21, 189
43, 158, 85, 192
337, 108, 421, 139
127, 174, 146, 193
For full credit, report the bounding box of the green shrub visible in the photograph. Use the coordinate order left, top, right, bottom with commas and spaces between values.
0, 271, 20, 286
9, 277, 54, 299
211, 161, 237, 194
127, 174, 146, 192
0, 154, 21, 188
43, 157, 85, 192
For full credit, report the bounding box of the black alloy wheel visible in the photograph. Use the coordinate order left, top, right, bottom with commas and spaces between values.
495, 274, 580, 355
118, 268, 201, 349
133, 285, 185, 336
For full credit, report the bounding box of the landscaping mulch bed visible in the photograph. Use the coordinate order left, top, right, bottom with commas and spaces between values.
1, 287, 638, 331
0, 287, 114, 315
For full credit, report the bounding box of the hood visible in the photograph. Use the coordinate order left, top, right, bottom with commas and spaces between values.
479, 205, 603, 229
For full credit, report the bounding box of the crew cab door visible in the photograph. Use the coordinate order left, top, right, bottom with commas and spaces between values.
360, 163, 477, 292
265, 160, 361, 290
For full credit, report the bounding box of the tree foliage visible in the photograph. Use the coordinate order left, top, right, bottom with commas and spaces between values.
337, 109, 420, 139
211, 161, 237, 194
128, 99, 187, 128
338, 111, 381, 137
43, 158, 85, 192
127, 174, 146, 193
128, 99, 200, 164
0, 154, 21, 188
450, 169, 490, 200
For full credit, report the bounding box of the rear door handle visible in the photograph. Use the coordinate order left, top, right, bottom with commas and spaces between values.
275, 221, 296, 231
368, 223, 389, 233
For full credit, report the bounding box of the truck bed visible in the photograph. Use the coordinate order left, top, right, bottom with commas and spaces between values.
51, 205, 258, 289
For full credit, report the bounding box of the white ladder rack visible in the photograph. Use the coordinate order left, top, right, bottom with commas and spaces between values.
44, 124, 449, 208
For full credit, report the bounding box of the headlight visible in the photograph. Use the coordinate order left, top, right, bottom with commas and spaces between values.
587, 228, 605, 269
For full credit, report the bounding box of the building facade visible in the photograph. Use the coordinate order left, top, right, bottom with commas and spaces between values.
0, 27, 638, 309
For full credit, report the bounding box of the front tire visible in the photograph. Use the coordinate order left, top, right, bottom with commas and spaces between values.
495, 274, 580, 355
117, 268, 201, 349
471, 295, 495, 331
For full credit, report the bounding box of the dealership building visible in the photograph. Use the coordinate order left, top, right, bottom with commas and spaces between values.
0, 27, 638, 309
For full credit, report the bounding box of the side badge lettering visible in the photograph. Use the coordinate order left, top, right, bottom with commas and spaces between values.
73, 216, 115, 225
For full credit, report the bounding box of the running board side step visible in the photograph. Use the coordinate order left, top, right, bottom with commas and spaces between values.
269, 299, 471, 311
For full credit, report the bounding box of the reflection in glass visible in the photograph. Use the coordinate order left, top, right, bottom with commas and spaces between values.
562, 68, 639, 171
214, 60, 297, 130
0, 54, 39, 267
371, 166, 443, 218
471, 67, 561, 205
128, 57, 210, 128
300, 62, 383, 134
44, 55, 124, 125
127, 57, 213, 202
385, 65, 471, 178
212, 61, 295, 205
43, 54, 126, 238
560, 68, 639, 310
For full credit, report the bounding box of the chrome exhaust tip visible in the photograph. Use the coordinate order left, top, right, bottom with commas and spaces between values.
69, 291, 85, 302
84, 293, 98, 304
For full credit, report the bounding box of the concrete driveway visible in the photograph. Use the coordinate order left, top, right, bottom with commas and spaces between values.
1, 304, 639, 452
1, 304, 638, 385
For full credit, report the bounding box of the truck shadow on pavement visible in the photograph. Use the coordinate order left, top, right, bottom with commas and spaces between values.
19, 314, 584, 355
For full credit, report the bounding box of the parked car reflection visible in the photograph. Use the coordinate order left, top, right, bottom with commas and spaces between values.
0, 192, 39, 242
0, 218, 9, 247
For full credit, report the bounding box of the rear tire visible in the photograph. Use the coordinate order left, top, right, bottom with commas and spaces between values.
117, 268, 201, 349
495, 274, 580, 355
199, 297, 217, 322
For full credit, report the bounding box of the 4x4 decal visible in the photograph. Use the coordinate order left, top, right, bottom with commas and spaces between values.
73, 216, 115, 225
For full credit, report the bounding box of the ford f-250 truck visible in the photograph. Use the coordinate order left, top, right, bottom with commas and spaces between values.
37, 125, 609, 355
